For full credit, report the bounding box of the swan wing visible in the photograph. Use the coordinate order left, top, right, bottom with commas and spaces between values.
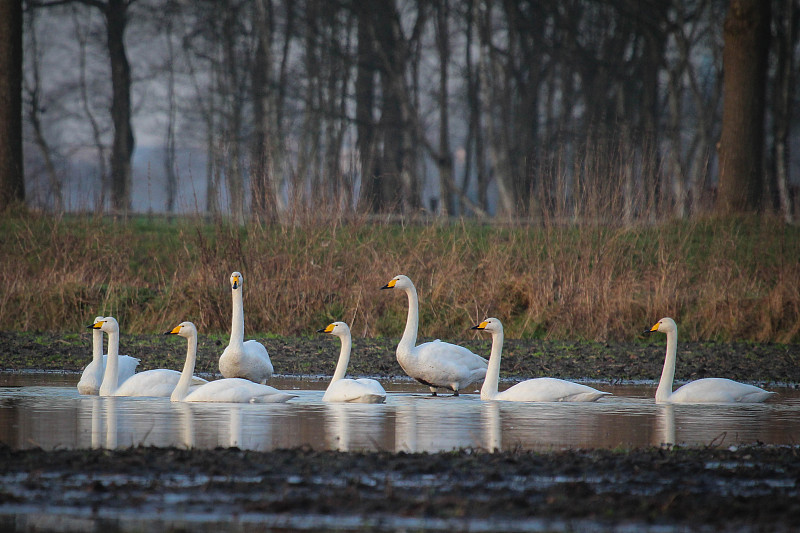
495, 377, 611, 402
669, 378, 775, 403
410, 340, 488, 390
77, 359, 103, 395
113, 368, 184, 397
324, 378, 386, 403
219, 341, 274, 383
184, 377, 294, 403
116, 355, 140, 383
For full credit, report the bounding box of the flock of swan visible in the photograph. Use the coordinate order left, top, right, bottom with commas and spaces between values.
77, 272, 776, 405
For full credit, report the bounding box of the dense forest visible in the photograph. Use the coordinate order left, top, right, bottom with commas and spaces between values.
3, 0, 799, 222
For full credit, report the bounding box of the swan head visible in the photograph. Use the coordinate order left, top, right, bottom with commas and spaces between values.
472, 317, 503, 334
230, 271, 243, 290
647, 317, 677, 334
88, 316, 119, 334
165, 321, 197, 339
381, 274, 413, 291
317, 321, 350, 337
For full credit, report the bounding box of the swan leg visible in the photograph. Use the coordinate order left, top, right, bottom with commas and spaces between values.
429, 386, 438, 396
452, 390, 459, 397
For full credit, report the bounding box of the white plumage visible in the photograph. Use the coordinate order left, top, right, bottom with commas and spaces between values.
648, 317, 774, 404
77, 315, 139, 395
218, 271, 274, 384
381, 275, 487, 395
473, 318, 610, 402
318, 322, 386, 404
168, 321, 295, 403
91, 317, 207, 397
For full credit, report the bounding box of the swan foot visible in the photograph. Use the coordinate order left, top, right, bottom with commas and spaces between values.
452, 390, 459, 397
431, 391, 438, 396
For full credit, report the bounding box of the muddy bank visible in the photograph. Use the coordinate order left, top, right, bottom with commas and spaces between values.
1, 330, 797, 384
1, 444, 798, 532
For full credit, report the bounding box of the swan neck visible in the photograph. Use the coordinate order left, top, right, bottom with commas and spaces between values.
480, 330, 503, 400
92, 329, 103, 361
99, 330, 119, 395
656, 329, 677, 402
230, 287, 245, 346
330, 333, 352, 384
171, 333, 198, 402
398, 285, 419, 353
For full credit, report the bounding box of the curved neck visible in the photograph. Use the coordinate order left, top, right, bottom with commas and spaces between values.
398, 285, 419, 353
92, 329, 103, 361
99, 330, 119, 395
656, 329, 677, 402
171, 332, 198, 402
480, 329, 503, 400
330, 332, 352, 384
230, 287, 245, 346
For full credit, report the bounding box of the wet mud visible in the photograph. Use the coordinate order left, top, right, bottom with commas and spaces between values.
1, 444, 798, 532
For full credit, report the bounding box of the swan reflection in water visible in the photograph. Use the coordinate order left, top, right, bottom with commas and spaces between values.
656, 404, 676, 446
324, 402, 386, 452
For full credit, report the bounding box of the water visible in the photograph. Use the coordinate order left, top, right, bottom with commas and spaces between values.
1, 373, 798, 452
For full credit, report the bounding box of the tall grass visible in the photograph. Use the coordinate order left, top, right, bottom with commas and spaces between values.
0, 212, 797, 342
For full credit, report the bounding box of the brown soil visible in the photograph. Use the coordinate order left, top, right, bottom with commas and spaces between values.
1, 330, 798, 384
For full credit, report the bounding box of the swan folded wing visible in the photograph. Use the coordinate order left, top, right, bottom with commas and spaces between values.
183, 378, 293, 403
496, 377, 609, 402
113, 368, 185, 397
414, 340, 488, 388
78, 354, 141, 395
670, 378, 774, 404
220, 341, 274, 383
117, 355, 141, 383
324, 378, 386, 403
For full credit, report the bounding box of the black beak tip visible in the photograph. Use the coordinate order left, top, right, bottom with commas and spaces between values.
642, 328, 653, 335
87, 325, 95, 329
316, 328, 326, 333
380, 284, 391, 290
470, 325, 481, 330
164, 331, 172, 335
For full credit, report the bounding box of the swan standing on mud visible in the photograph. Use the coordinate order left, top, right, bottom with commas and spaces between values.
91, 317, 207, 397
318, 322, 386, 403
219, 272, 274, 384
77, 315, 139, 395
381, 275, 488, 395
646, 317, 775, 403
473, 318, 611, 402
168, 321, 295, 403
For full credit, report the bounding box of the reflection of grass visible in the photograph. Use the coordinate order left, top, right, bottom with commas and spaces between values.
1, 212, 798, 343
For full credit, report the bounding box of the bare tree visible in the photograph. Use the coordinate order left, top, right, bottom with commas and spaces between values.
0, 0, 25, 210
716, 0, 771, 214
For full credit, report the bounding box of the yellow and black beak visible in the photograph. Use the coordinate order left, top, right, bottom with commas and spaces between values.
381, 279, 397, 290
88, 320, 104, 330
643, 322, 659, 335
165, 325, 182, 335
232, 275, 240, 290
317, 323, 335, 334
471, 321, 488, 331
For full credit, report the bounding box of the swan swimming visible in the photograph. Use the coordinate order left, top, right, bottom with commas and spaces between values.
218, 271, 274, 384
381, 275, 487, 395
77, 315, 139, 395
318, 322, 386, 403
91, 317, 207, 397
646, 317, 775, 404
167, 321, 295, 403
473, 318, 610, 402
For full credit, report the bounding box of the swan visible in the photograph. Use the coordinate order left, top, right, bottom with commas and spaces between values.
318, 322, 387, 404
91, 317, 207, 397
473, 318, 611, 402
218, 271, 274, 384
646, 317, 775, 403
381, 275, 487, 395
77, 315, 139, 395
168, 321, 296, 403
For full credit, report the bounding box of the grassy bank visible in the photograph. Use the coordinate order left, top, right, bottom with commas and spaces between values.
1, 212, 798, 343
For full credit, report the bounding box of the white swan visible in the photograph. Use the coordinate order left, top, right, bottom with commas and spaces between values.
473, 317, 611, 402
168, 321, 296, 403
318, 322, 386, 404
91, 317, 207, 397
381, 275, 488, 395
219, 271, 274, 384
77, 315, 139, 395
647, 317, 775, 404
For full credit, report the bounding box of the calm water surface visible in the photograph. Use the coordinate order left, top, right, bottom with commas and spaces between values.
1, 373, 798, 452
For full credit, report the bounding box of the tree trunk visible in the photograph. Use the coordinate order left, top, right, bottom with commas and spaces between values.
105, 0, 134, 213
716, 0, 770, 214
0, 0, 24, 210
772, 0, 797, 223
354, 3, 379, 212
434, 0, 455, 216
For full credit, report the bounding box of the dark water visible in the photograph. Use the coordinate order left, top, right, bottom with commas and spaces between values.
1, 373, 798, 452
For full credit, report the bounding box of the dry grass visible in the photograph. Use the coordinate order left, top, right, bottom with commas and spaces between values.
0, 211, 797, 343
